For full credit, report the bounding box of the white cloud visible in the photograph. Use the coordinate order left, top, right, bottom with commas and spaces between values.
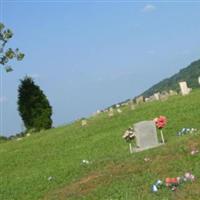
142, 4, 156, 13
0, 96, 7, 103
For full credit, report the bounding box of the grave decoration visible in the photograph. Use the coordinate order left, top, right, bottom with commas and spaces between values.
122, 127, 136, 153
123, 121, 162, 153
177, 128, 197, 136
152, 172, 195, 192
191, 149, 199, 155
154, 116, 167, 143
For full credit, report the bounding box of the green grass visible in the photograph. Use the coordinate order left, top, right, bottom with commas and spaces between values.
1, 90, 200, 200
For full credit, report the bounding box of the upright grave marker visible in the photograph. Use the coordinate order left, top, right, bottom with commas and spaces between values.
179, 81, 191, 96
128, 100, 135, 110
135, 96, 144, 105
108, 108, 114, 117
153, 93, 160, 100
133, 121, 162, 152
117, 108, 122, 113
81, 119, 87, 126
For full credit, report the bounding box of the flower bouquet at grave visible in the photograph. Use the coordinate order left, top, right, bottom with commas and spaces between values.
154, 116, 167, 143
122, 127, 136, 153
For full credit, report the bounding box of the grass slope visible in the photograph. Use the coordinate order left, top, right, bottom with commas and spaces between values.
1, 90, 200, 200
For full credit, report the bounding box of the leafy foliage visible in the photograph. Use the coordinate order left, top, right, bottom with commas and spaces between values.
0, 22, 24, 72
17, 76, 52, 131
142, 59, 200, 97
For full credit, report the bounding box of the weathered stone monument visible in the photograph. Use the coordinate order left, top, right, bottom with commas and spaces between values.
169, 90, 178, 96
179, 81, 191, 96
117, 108, 122, 113
147, 95, 157, 102
145, 97, 150, 102
135, 96, 144, 105
153, 93, 160, 100
108, 108, 114, 117
81, 119, 87, 126
96, 110, 101, 114
128, 100, 135, 110
160, 91, 169, 101
133, 121, 161, 152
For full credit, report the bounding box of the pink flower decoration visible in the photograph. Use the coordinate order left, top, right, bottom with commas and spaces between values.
154, 116, 167, 129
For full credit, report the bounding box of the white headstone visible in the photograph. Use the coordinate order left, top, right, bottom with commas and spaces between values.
145, 97, 150, 102
127, 100, 134, 110
198, 77, 200, 85
153, 93, 160, 100
135, 96, 144, 104
117, 108, 122, 113
169, 90, 177, 96
108, 109, 114, 117
179, 81, 191, 96
133, 121, 162, 152
81, 119, 87, 126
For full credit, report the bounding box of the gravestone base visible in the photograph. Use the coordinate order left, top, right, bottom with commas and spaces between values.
132, 143, 164, 152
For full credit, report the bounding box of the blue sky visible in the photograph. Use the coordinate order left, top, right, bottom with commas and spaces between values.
1, 1, 200, 136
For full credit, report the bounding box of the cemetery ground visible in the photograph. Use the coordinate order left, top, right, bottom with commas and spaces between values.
1, 90, 200, 200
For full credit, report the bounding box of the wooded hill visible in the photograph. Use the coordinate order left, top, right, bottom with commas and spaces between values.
142, 59, 200, 97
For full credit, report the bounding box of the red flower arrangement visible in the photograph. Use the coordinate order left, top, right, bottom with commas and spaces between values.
154, 116, 167, 129
154, 116, 167, 143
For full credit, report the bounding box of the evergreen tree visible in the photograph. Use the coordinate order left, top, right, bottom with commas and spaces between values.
18, 76, 52, 131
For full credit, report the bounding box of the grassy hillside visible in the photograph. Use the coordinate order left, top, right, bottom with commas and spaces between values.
142, 59, 200, 97
1, 90, 200, 200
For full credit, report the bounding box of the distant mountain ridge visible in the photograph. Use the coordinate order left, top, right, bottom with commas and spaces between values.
141, 59, 200, 97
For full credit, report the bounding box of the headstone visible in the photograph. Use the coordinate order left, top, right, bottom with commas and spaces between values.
117, 108, 122, 113
160, 91, 169, 101
121, 102, 128, 106
128, 100, 135, 110
135, 96, 144, 104
96, 110, 101, 114
108, 108, 114, 117
81, 119, 87, 126
179, 81, 191, 96
148, 95, 157, 102
133, 121, 161, 152
153, 93, 160, 100
169, 90, 178, 96
198, 77, 200, 85
130, 103, 135, 110
160, 94, 168, 101
145, 97, 149, 102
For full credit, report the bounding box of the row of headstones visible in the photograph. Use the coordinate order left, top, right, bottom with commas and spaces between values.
136, 78, 200, 104
135, 90, 176, 104
82, 78, 200, 126
81, 100, 136, 126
